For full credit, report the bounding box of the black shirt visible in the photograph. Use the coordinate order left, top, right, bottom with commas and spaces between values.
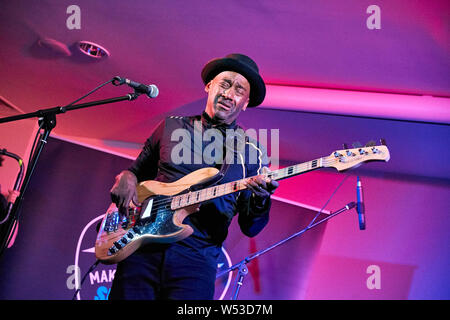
128, 113, 271, 248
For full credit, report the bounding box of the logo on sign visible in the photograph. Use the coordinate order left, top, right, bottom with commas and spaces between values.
70, 215, 233, 300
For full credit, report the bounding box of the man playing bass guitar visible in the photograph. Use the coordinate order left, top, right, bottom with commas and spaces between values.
108, 53, 278, 300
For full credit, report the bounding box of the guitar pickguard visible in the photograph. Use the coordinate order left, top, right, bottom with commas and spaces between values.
103, 194, 184, 258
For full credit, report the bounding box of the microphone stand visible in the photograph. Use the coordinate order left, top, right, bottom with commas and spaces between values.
0, 87, 143, 259
217, 201, 356, 300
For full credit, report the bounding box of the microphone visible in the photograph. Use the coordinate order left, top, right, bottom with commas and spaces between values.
112, 76, 159, 98
356, 176, 366, 230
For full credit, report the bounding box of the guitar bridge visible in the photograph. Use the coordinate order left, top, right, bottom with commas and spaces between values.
104, 207, 141, 233
104, 211, 121, 233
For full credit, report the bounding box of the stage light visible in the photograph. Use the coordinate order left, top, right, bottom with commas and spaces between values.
77, 41, 110, 58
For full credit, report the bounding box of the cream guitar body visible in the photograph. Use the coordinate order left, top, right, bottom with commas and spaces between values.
95, 167, 219, 264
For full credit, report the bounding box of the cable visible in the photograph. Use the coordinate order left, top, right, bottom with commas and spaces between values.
306, 173, 351, 228
62, 79, 114, 110
19, 81, 114, 213
72, 259, 101, 300
1, 79, 116, 258
15, 78, 115, 222
28, 122, 43, 167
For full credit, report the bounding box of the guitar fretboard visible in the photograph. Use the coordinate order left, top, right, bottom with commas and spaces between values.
170, 158, 324, 210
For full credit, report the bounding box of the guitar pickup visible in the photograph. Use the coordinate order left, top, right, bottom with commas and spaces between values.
104, 211, 120, 233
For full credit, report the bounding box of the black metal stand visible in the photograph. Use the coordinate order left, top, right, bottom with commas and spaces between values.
0, 149, 24, 254
0, 87, 142, 259
217, 201, 357, 300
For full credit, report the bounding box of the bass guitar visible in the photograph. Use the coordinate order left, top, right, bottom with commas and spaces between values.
95, 142, 390, 264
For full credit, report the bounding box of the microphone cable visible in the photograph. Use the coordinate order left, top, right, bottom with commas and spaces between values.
305, 173, 351, 229
71, 259, 101, 300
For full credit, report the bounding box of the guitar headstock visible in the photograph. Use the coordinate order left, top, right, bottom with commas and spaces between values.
324, 142, 390, 171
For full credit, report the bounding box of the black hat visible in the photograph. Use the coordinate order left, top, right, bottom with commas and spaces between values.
201, 53, 266, 107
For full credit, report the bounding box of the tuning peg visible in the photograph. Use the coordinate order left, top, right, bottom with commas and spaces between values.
365, 140, 376, 147
380, 138, 387, 146
352, 142, 362, 148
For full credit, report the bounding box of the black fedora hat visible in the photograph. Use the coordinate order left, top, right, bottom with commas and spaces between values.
201, 53, 266, 107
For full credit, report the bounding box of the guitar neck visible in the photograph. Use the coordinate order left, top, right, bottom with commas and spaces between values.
266, 157, 324, 181
170, 158, 324, 210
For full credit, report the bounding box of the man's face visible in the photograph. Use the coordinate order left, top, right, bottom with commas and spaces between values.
204, 71, 250, 125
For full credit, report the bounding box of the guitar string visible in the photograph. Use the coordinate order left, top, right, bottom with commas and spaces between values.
136, 159, 333, 209
133, 158, 338, 214
122, 158, 338, 216
133, 148, 380, 213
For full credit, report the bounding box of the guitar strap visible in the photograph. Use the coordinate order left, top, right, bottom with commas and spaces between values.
187, 158, 230, 193
188, 119, 248, 192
